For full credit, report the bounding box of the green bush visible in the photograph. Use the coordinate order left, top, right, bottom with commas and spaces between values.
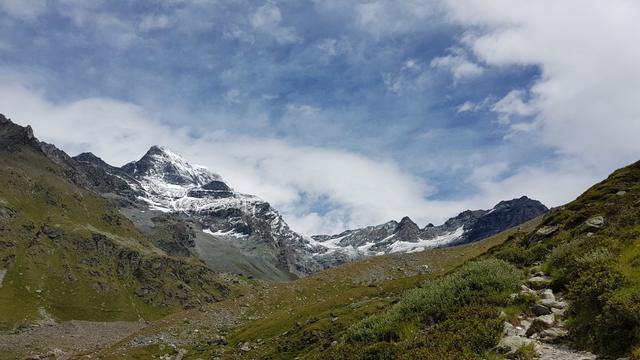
345, 259, 520, 344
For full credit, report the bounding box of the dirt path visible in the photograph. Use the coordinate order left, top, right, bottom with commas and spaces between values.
536, 342, 596, 360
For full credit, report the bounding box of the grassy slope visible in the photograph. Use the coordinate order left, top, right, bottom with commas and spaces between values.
0, 146, 245, 330
323, 159, 640, 359
489, 160, 640, 357
95, 217, 541, 359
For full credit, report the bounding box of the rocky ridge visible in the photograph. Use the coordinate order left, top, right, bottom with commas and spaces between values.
310, 196, 548, 263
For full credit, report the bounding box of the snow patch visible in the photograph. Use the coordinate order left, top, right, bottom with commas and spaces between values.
389, 226, 465, 254
203, 228, 248, 239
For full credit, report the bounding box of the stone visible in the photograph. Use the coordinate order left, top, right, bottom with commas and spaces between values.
616, 191, 627, 196
537, 225, 559, 236
540, 327, 569, 341
527, 314, 555, 336
208, 335, 227, 346
551, 307, 567, 317
0, 206, 16, 219
504, 322, 519, 336
527, 276, 553, 290
497, 336, 535, 354
586, 216, 604, 228
520, 285, 536, 294
541, 299, 567, 309
540, 289, 555, 301
533, 304, 552, 316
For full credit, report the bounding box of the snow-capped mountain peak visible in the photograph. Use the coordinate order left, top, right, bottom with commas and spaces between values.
122, 145, 222, 187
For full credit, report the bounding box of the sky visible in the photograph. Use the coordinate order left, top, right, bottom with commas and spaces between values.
1, 0, 639, 235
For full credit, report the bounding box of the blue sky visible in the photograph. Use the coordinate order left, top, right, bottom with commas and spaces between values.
1, 0, 639, 234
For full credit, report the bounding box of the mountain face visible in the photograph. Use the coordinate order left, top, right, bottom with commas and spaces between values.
309, 196, 548, 262
0, 115, 242, 329
72, 146, 323, 280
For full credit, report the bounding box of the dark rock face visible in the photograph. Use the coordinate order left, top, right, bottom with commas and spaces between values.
150, 215, 197, 257
396, 216, 420, 242
0, 114, 38, 151
457, 196, 548, 244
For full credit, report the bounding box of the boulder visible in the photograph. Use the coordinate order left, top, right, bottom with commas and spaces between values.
533, 304, 552, 316
586, 216, 604, 228
497, 336, 535, 354
551, 307, 567, 317
208, 335, 227, 346
527, 314, 555, 336
536, 225, 559, 236
504, 322, 519, 336
540, 289, 555, 301
0, 206, 16, 219
540, 327, 568, 342
540, 299, 567, 309
527, 276, 553, 290
520, 285, 536, 295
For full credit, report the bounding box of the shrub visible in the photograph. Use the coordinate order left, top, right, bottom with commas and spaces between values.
344, 259, 521, 343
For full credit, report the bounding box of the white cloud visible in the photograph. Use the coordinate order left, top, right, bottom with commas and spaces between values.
250, 2, 300, 44
491, 89, 537, 124
443, 0, 640, 171
431, 48, 484, 80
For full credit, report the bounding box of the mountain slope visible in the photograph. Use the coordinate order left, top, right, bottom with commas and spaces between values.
0, 115, 244, 330
73, 146, 323, 281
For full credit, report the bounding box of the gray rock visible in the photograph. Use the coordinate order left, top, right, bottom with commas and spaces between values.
497, 336, 535, 354
528, 276, 553, 290
533, 304, 552, 316
541, 299, 567, 309
616, 191, 627, 196
504, 322, 519, 336
0, 206, 16, 219
551, 307, 567, 317
527, 314, 555, 336
541, 327, 569, 341
208, 335, 227, 346
537, 225, 559, 236
541, 289, 555, 301
586, 216, 604, 228
520, 284, 536, 294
